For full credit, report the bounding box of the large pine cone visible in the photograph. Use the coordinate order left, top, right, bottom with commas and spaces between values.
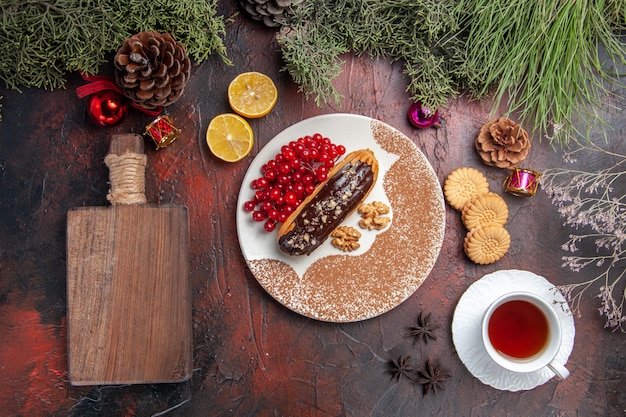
114, 32, 191, 110
240, 0, 305, 27
475, 117, 531, 168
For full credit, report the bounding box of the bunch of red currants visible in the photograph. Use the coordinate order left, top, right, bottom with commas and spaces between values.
243, 133, 346, 232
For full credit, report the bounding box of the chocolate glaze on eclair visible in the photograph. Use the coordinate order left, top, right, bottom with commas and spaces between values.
277, 149, 378, 256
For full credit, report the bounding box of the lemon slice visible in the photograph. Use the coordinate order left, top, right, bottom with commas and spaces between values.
206, 113, 254, 162
228, 72, 278, 118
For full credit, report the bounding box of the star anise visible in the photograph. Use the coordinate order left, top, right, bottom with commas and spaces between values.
389, 355, 413, 382
414, 359, 450, 396
406, 312, 440, 345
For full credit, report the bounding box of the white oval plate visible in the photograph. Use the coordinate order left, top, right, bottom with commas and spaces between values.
452, 269, 575, 391
236, 113, 445, 322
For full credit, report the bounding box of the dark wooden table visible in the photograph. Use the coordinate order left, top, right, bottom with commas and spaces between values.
1, 3, 624, 416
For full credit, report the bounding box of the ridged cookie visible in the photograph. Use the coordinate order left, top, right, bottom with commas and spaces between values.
443, 167, 490, 211
461, 192, 508, 230
463, 224, 510, 265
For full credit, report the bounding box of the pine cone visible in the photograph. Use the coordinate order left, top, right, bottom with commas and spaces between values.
475, 117, 531, 168
114, 32, 191, 110
240, 0, 305, 27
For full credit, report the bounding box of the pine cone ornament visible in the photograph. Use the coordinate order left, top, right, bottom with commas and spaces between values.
475, 117, 531, 168
240, 0, 305, 27
114, 32, 191, 110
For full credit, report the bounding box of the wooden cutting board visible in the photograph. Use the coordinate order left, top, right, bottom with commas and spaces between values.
66, 133, 191, 386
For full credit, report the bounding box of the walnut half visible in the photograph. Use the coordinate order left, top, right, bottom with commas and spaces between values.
360, 216, 391, 230
331, 226, 361, 252
358, 201, 391, 230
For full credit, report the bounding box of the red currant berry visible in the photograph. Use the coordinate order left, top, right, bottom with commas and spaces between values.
294, 142, 305, 153
267, 209, 279, 221
282, 148, 296, 161
244, 201, 256, 212
283, 204, 296, 215
264, 220, 277, 232
293, 183, 305, 198
289, 158, 301, 170
264, 169, 277, 181
336, 144, 346, 155
260, 200, 273, 212
300, 148, 311, 161
256, 177, 269, 189
283, 191, 298, 206
277, 211, 289, 223
277, 173, 291, 185
269, 188, 282, 201
254, 190, 266, 202
278, 162, 291, 174
252, 211, 265, 222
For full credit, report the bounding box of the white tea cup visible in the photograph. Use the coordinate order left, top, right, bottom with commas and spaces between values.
481, 291, 569, 379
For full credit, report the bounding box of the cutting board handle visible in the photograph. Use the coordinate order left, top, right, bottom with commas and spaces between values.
105, 133, 148, 205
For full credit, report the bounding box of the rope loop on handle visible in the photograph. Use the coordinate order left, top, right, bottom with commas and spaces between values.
104, 152, 148, 205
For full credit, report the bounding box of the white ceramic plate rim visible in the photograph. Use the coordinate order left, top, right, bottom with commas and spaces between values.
235, 113, 444, 322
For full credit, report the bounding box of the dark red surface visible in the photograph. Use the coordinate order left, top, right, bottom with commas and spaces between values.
1, 3, 625, 416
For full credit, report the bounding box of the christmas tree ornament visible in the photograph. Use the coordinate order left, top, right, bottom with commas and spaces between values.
407, 102, 440, 129
87, 90, 128, 127
114, 32, 191, 110
476, 117, 531, 168
77, 73, 163, 123
145, 115, 181, 149
240, 0, 305, 27
503, 168, 541, 197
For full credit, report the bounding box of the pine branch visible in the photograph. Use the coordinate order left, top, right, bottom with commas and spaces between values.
276, 0, 625, 145
277, 0, 465, 111
0, 0, 230, 91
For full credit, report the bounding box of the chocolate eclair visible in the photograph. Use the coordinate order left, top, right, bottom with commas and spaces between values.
277, 149, 379, 256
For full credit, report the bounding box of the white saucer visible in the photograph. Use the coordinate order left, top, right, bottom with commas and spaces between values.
452, 269, 575, 391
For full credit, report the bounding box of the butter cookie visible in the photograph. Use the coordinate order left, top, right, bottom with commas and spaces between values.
461, 192, 508, 230
463, 224, 510, 265
443, 167, 490, 211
